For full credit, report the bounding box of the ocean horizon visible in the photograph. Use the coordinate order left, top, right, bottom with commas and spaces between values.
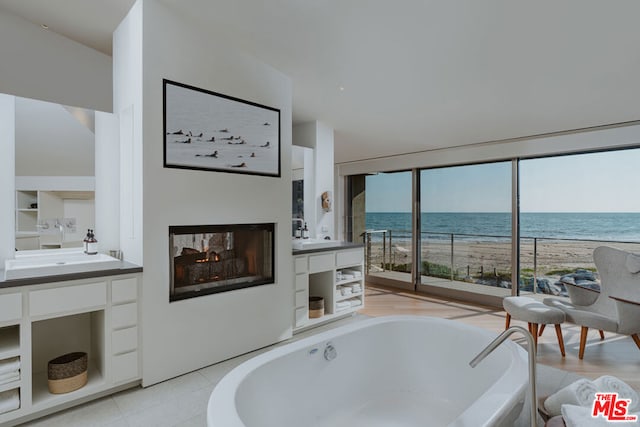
365, 212, 640, 242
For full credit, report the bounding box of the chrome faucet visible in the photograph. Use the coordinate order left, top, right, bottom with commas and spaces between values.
469, 326, 538, 427
54, 220, 65, 243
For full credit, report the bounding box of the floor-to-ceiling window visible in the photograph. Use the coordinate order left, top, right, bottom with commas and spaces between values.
419, 162, 513, 297
519, 149, 640, 296
363, 171, 412, 282
348, 146, 640, 303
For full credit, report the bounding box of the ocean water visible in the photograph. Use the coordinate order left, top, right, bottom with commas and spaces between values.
365, 212, 640, 242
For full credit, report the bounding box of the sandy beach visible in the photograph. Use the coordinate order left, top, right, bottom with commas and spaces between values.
365, 237, 640, 285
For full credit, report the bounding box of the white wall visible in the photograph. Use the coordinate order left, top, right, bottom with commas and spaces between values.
113, 0, 144, 266
315, 122, 335, 240
115, 0, 293, 386
15, 97, 95, 176
95, 112, 120, 253
0, 9, 112, 112
0, 95, 15, 263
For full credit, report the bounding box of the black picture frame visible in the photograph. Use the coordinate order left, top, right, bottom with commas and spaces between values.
163, 79, 281, 177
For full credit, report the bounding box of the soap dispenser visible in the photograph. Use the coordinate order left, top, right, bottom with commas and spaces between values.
86, 229, 98, 255
302, 223, 310, 239
83, 229, 91, 254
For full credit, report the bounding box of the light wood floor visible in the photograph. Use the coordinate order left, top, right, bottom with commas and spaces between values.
361, 284, 640, 390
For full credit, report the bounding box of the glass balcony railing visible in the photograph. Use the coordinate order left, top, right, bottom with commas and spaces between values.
363, 229, 640, 297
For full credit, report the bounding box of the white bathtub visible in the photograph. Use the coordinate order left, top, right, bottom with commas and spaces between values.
207, 315, 528, 427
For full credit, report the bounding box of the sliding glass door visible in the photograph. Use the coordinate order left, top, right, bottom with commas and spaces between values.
519, 149, 640, 297
363, 171, 413, 285
418, 162, 513, 297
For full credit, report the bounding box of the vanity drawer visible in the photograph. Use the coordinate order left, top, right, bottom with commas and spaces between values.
294, 307, 308, 327
112, 326, 138, 355
0, 293, 22, 322
336, 249, 364, 268
294, 256, 307, 274
112, 303, 137, 329
30, 282, 106, 317
112, 277, 137, 304
295, 273, 308, 292
295, 289, 308, 308
112, 350, 139, 383
308, 253, 334, 273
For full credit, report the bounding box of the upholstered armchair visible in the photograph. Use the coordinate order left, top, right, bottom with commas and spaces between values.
544, 246, 640, 359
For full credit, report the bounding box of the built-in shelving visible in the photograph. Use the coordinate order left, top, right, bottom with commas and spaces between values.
0, 326, 20, 360
293, 247, 364, 331
31, 365, 104, 408
0, 274, 141, 425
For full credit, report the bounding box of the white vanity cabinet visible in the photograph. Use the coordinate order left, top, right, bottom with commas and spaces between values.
0, 273, 141, 426
293, 247, 364, 331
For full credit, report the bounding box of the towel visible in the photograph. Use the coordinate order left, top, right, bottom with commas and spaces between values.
561, 404, 611, 427
544, 379, 598, 416
0, 389, 19, 415
0, 358, 20, 376
350, 299, 362, 307
336, 301, 350, 311
0, 372, 19, 385
594, 376, 640, 411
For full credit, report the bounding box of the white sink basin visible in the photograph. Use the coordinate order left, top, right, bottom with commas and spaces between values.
292, 239, 342, 250
4, 250, 121, 280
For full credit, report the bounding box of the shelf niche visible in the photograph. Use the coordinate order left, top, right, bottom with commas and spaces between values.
31, 310, 105, 407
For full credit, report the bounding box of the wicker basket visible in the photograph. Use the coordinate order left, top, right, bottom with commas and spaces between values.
48, 352, 88, 394
309, 296, 324, 318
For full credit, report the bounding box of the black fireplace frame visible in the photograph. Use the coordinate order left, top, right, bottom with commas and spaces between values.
169, 223, 275, 302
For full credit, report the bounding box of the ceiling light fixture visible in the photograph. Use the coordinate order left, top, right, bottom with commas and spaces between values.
339, 86, 345, 92
41, 24, 49, 29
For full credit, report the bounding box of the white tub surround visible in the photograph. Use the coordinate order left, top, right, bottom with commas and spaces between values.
292, 245, 364, 331
0, 272, 141, 426
208, 315, 528, 427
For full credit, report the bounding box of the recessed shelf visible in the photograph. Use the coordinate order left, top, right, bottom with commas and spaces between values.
0, 381, 21, 394
32, 364, 104, 408
0, 326, 20, 360
335, 277, 362, 286
336, 292, 363, 302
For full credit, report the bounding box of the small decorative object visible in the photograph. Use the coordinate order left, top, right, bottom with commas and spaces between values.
30, 203, 38, 209
309, 296, 324, 318
47, 352, 88, 394
163, 79, 281, 177
84, 229, 98, 255
321, 191, 332, 212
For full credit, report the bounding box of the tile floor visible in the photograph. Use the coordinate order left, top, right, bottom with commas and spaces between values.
19, 311, 586, 427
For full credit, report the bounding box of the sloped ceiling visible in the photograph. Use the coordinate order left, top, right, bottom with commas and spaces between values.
2, 0, 639, 162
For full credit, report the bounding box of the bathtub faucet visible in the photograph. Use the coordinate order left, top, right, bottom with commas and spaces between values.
469, 326, 537, 427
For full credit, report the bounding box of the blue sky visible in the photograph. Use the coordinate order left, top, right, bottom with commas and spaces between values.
365, 149, 640, 213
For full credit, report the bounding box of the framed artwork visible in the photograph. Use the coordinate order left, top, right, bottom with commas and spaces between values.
163, 79, 281, 177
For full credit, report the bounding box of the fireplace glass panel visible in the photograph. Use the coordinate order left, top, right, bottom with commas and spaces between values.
169, 223, 274, 301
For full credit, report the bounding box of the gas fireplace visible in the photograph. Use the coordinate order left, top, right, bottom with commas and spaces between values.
169, 223, 274, 301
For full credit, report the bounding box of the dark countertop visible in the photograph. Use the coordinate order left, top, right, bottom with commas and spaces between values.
0, 261, 143, 289
292, 241, 364, 255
